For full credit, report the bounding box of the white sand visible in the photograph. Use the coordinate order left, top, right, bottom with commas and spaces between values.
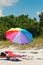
0, 47, 43, 65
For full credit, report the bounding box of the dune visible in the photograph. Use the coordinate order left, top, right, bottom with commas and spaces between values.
0, 47, 43, 65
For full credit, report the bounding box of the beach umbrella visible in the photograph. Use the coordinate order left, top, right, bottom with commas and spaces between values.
6, 28, 33, 44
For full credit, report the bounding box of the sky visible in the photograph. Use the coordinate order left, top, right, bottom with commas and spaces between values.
0, 0, 43, 20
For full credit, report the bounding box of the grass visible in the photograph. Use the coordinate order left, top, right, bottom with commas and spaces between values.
0, 38, 43, 49
0, 40, 19, 48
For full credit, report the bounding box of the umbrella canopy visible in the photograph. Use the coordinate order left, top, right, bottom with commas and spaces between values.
6, 28, 33, 44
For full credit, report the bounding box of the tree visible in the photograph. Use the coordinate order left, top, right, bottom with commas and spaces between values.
39, 12, 43, 27
0, 14, 43, 40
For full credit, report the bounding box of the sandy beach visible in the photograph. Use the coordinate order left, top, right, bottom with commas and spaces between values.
0, 47, 43, 65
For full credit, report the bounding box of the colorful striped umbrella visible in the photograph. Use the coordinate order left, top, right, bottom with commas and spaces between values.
6, 28, 33, 44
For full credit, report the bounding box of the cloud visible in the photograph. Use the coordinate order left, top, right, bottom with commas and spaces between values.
0, 0, 19, 6
0, 0, 19, 16
0, 9, 3, 16
37, 11, 40, 15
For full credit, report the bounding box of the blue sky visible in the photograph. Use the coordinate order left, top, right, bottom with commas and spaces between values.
0, 0, 43, 20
